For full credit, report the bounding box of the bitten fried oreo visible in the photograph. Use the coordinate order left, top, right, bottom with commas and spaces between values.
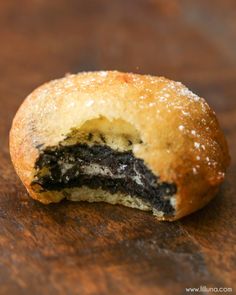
9, 71, 230, 220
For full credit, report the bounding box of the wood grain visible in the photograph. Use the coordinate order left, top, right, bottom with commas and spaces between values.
0, 1, 235, 294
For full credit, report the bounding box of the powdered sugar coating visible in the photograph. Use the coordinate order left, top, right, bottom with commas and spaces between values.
85, 99, 94, 107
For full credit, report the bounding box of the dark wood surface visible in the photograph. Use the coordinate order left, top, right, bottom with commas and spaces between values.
0, 1, 236, 294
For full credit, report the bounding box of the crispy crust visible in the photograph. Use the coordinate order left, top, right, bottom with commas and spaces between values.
9, 71, 230, 220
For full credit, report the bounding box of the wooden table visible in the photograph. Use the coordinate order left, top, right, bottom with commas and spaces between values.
0, 1, 235, 294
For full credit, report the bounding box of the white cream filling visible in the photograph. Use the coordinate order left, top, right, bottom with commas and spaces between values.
80, 163, 144, 186
57, 161, 145, 186
56, 162, 175, 210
